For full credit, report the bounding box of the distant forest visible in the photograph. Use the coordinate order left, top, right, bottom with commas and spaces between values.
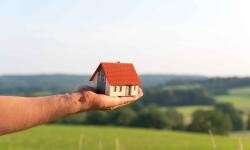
0, 74, 205, 95
1, 74, 250, 107
2, 74, 250, 134
163, 77, 250, 95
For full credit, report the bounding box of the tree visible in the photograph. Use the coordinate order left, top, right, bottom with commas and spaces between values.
215, 103, 244, 131
85, 111, 109, 125
247, 113, 250, 130
188, 110, 232, 135
165, 108, 184, 130
109, 108, 137, 126
132, 105, 169, 129
142, 87, 215, 106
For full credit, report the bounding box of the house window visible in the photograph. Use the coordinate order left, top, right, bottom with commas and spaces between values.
119, 86, 122, 92
114, 86, 117, 92
134, 86, 136, 90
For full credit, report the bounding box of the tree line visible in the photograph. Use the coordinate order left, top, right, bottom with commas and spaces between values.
141, 87, 215, 106
2, 75, 250, 135
52, 102, 250, 135
0, 74, 205, 95
2, 75, 250, 97
165, 77, 250, 95
52, 104, 184, 130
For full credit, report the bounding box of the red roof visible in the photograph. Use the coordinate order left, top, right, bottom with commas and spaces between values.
90, 62, 141, 85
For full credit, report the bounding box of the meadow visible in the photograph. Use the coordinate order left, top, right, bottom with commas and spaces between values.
1, 80, 250, 149
175, 105, 213, 124
1, 125, 250, 150
216, 87, 250, 122
174, 87, 250, 124
216, 87, 250, 112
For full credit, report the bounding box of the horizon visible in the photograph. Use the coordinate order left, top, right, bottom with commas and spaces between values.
1, 72, 250, 78
1, 0, 250, 76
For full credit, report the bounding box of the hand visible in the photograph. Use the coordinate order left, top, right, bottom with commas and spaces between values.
76, 86, 143, 111
0, 87, 142, 135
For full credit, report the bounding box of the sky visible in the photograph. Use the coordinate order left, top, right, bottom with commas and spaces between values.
1, 0, 250, 76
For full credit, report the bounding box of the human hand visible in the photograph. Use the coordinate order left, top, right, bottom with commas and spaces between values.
76, 86, 143, 111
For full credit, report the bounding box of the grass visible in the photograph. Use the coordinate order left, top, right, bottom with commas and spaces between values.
216, 87, 250, 123
175, 87, 250, 124
216, 87, 250, 121
1, 125, 250, 150
1, 87, 250, 149
216, 87, 250, 112
175, 106, 213, 124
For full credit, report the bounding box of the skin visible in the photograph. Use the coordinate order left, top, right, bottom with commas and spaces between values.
0, 87, 143, 136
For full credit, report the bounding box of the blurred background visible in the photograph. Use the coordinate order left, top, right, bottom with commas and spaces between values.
1, 0, 250, 149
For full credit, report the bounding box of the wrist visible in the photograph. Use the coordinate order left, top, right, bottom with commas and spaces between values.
66, 92, 83, 113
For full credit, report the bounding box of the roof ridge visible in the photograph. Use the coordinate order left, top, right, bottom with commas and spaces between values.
90, 62, 141, 85
100, 62, 133, 64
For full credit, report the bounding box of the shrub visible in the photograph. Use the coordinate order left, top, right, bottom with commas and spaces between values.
109, 108, 137, 126
188, 110, 232, 135
215, 103, 244, 131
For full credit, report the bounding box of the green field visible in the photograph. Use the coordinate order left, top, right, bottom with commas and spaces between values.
216, 87, 250, 112
1, 87, 250, 149
175, 106, 213, 124
1, 125, 250, 150
174, 87, 250, 124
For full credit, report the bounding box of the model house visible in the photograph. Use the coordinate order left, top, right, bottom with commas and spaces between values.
90, 62, 141, 96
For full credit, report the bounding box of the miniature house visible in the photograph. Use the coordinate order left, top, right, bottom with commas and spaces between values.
90, 62, 141, 96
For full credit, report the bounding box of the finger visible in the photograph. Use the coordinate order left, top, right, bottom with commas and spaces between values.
93, 95, 130, 110
119, 88, 143, 102
93, 87, 143, 103
137, 88, 144, 97
102, 93, 143, 111
104, 92, 143, 109
111, 100, 135, 110
102, 101, 133, 111
93, 87, 143, 110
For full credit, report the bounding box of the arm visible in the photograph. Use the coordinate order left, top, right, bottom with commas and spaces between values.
0, 87, 143, 135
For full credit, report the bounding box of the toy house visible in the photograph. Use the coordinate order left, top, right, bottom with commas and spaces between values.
90, 62, 141, 96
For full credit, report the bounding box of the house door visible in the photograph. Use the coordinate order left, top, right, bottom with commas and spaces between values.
126, 86, 132, 96
97, 69, 106, 94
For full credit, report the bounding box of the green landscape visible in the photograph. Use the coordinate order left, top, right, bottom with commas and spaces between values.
2, 0, 250, 149
175, 87, 250, 124
216, 87, 250, 111
1, 75, 250, 149
1, 125, 250, 150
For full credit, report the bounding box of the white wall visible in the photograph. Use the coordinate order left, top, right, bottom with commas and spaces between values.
109, 85, 127, 96
130, 85, 139, 96
108, 85, 139, 96
92, 72, 139, 96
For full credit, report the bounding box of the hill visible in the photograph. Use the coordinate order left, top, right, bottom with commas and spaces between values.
0, 74, 206, 95
165, 77, 250, 95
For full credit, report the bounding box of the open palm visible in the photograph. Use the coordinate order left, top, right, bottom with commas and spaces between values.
77, 86, 143, 111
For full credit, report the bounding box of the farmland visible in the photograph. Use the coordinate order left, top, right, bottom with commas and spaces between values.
175, 105, 213, 124
173, 87, 250, 124
216, 87, 250, 112
1, 125, 250, 150
1, 76, 250, 149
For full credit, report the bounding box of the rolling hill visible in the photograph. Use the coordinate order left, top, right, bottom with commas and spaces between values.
0, 74, 206, 95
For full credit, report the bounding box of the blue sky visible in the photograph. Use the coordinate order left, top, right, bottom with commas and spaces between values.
1, 0, 250, 76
